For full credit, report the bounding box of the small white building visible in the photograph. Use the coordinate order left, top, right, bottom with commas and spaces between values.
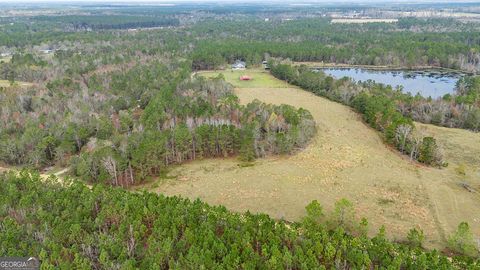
232, 60, 246, 70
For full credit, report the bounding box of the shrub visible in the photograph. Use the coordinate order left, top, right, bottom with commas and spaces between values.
448, 222, 479, 257
418, 136, 444, 167
407, 228, 425, 248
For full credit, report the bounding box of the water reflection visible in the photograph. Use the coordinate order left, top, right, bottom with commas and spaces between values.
316, 67, 463, 98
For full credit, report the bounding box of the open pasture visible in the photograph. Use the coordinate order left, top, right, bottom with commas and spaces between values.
148, 69, 480, 248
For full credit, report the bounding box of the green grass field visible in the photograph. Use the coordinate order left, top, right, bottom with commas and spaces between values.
197, 69, 289, 88
144, 69, 480, 250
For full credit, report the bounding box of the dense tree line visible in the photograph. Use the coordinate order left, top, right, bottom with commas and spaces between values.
0, 51, 315, 186
70, 75, 315, 186
269, 61, 446, 167
0, 21, 105, 47
34, 15, 180, 31
3, 16, 480, 72
0, 27, 192, 181
190, 18, 480, 73
0, 172, 478, 269
0, 59, 185, 168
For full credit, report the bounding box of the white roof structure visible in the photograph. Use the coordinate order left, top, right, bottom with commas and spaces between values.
232, 60, 246, 70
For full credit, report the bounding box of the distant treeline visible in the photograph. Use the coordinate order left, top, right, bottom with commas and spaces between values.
190, 18, 480, 73
192, 38, 479, 73
34, 15, 180, 30
2, 16, 480, 72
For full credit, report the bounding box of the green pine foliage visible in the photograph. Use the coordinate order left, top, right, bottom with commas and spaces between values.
67, 75, 316, 185
407, 228, 425, 249
448, 222, 479, 258
1, 55, 316, 185
0, 172, 478, 269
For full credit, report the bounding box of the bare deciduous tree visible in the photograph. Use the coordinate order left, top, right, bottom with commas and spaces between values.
102, 156, 118, 186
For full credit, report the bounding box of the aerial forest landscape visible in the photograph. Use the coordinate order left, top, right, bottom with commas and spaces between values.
1, 0, 480, 269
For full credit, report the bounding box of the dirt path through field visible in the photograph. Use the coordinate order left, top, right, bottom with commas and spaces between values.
151, 70, 480, 248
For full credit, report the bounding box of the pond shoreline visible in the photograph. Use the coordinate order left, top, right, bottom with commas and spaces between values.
294, 62, 472, 75
309, 64, 462, 98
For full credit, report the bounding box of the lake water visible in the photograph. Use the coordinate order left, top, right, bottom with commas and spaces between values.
317, 68, 463, 98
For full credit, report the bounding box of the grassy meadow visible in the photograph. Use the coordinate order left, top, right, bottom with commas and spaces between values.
196, 69, 289, 88
141, 69, 480, 249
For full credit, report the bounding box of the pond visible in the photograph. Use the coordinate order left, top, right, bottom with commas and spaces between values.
316, 67, 464, 98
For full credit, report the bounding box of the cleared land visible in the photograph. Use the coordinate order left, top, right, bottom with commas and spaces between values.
196, 70, 289, 88
331, 18, 398, 24
145, 69, 479, 248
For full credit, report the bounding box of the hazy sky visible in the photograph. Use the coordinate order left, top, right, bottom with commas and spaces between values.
1, 0, 479, 7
